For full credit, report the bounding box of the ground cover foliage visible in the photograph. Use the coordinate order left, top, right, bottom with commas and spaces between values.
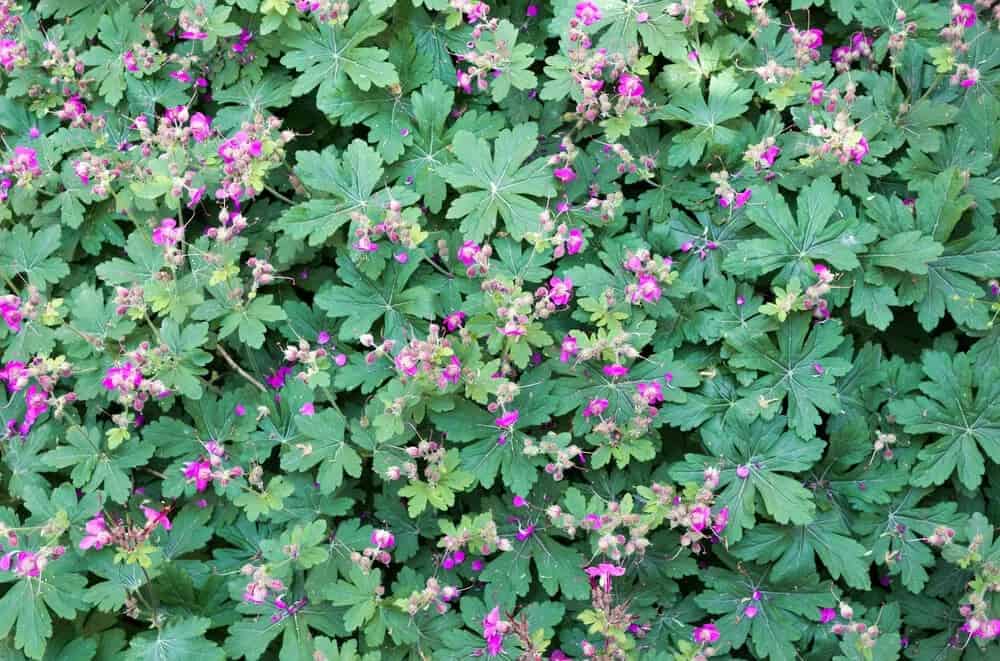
0, 0, 999, 659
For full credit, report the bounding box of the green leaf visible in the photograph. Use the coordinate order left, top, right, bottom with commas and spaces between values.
125, 617, 224, 661
437, 123, 556, 241
41, 426, 153, 504
659, 72, 753, 166
281, 409, 362, 494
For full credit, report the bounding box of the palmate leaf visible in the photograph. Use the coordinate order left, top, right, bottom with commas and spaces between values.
225, 602, 343, 661
733, 510, 872, 589
280, 409, 362, 494
437, 122, 556, 241
888, 351, 1000, 490
725, 314, 852, 438
657, 71, 754, 166
480, 533, 591, 611
278, 139, 419, 246
855, 488, 968, 593
669, 414, 824, 541
212, 73, 295, 132
314, 254, 436, 344
723, 177, 876, 283
40, 426, 153, 504
0, 563, 89, 660
0, 225, 69, 291
125, 617, 224, 661
550, 1, 686, 58
389, 79, 505, 213
279, 4, 398, 99
695, 566, 836, 660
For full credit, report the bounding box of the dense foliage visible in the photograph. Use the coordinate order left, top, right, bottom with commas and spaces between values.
0, 0, 999, 659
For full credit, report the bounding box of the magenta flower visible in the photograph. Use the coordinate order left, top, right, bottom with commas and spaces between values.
566, 228, 585, 255
736, 464, 750, 479
954, 3, 976, 27
585, 563, 625, 591
745, 604, 759, 618
634, 273, 662, 304
734, 189, 752, 208
575, 1, 602, 26
183, 458, 213, 492
553, 167, 577, 183
804, 28, 823, 49
583, 397, 609, 418
317, 330, 331, 345
457, 240, 481, 267
849, 136, 870, 164
712, 507, 730, 534
141, 506, 172, 532
760, 145, 781, 168
560, 335, 579, 363
526, 4, 538, 16
636, 381, 663, 405
267, 365, 292, 389
603, 363, 629, 378
617, 72, 644, 98
515, 524, 535, 541
548, 276, 573, 306
299, 402, 315, 416
693, 622, 720, 644
180, 30, 208, 40
79, 515, 112, 551
689, 505, 711, 533
482, 606, 507, 656
512, 495, 527, 508
0, 361, 26, 391
495, 410, 519, 428
189, 112, 212, 142
819, 607, 837, 623
809, 81, 825, 104
370, 529, 395, 549
438, 356, 462, 389
444, 311, 466, 332
152, 217, 183, 246
0, 295, 23, 333
102, 362, 143, 393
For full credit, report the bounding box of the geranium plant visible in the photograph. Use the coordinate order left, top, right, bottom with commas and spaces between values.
0, 0, 998, 659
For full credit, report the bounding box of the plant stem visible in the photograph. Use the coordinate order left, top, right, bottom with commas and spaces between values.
216, 345, 268, 392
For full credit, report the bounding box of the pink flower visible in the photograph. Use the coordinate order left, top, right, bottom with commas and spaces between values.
692, 622, 720, 644
689, 505, 711, 533
575, 1, 602, 26
559, 335, 579, 363
553, 167, 576, 183
636, 381, 663, 405
512, 495, 527, 508
712, 506, 729, 534
141, 506, 172, 532
317, 331, 331, 345
760, 145, 781, 168
483, 606, 507, 656
954, 3, 976, 27
0, 295, 22, 333
526, 5, 538, 17
736, 464, 750, 479
603, 363, 628, 378
9, 551, 41, 577
809, 81, 825, 104
180, 30, 208, 40
79, 515, 112, 551
548, 276, 573, 306
633, 273, 662, 304
849, 136, 869, 164
734, 189, 752, 208
495, 410, 519, 428
515, 524, 535, 541
371, 529, 395, 549
444, 311, 466, 332
585, 563, 625, 591
745, 604, 759, 618
102, 362, 143, 393
457, 240, 481, 267
183, 458, 213, 492
171, 70, 192, 84
438, 356, 462, 389
267, 365, 292, 389
152, 218, 183, 246
819, 607, 837, 623
617, 73, 644, 98
583, 397, 609, 418
299, 402, 315, 416
0, 361, 26, 391
566, 228, 585, 255
189, 112, 212, 142
804, 28, 823, 49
